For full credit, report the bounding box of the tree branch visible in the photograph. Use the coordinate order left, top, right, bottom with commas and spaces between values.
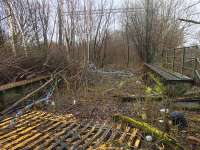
179, 18, 200, 24
0, 15, 11, 21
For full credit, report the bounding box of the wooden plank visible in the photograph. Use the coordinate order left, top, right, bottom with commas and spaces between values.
35, 123, 77, 149
42, 122, 62, 133
1, 78, 53, 115
81, 124, 106, 149
0, 117, 51, 145
2, 131, 38, 149
67, 122, 91, 143
0, 111, 35, 128
114, 94, 162, 102
119, 126, 130, 143
170, 71, 192, 80
0, 111, 44, 130
134, 136, 141, 149
93, 127, 112, 148
0, 113, 44, 139
0, 75, 49, 92
24, 122, 72, 149
182, 67, 194, 71
0, 126, 26, 140
46, 123, 81, 150
70, 125, 96, 150
145, 63, 193, 82
128, 129, 138, 147
24, 133, 50, 149
12, 133, 41, 150
145, 63, 179, 81
13, 111, 47, 127
108, 122, 122, 141
0, 112, 143, 149
0, 112, 50, 141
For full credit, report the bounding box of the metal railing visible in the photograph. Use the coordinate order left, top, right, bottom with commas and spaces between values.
161, 46, 200, 82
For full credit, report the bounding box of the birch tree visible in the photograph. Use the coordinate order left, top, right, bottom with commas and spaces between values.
3, 0, 28, 56
3, 0, 16, 56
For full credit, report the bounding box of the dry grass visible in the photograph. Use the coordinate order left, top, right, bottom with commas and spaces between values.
0, 47, 70, 84
46, 68, 200, 149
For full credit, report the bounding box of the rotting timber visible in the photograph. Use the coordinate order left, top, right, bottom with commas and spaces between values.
0, 73, 142, 149
0, 110, 141, 149
0, 75, 50, 110
0, 75, 50, 92
0, 69, 198, 149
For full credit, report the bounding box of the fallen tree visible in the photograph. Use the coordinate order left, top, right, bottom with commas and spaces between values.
113, 115, 184, 150
1, 77, 54, 115
0, 75, 50, 92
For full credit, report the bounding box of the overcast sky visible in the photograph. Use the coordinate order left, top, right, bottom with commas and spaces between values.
181, 0, 200, 45
111, 0, 200, 45
50, 0, 200, 45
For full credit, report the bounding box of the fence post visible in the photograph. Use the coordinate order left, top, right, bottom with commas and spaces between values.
181, 48, 186, 75
193, 57, 197, 79
165, 49, 168, 68
172, 48, 175, 71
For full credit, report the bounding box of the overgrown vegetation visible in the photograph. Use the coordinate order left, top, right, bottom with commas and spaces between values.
0, 0, 200, 149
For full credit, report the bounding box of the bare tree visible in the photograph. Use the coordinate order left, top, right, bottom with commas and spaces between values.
90, 0, 113, 66
2, 0, 16, 56
123, 0, 187, 63
3, 0, 28, 56
27, 0, 40, 48
59, 0, 113, 66
38, 0, 50, 49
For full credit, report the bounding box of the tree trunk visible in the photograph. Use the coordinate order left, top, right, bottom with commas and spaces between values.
3, 1, 16, 56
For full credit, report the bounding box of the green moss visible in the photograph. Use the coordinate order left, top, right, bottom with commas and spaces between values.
146, 73, 166, 96
113, 115, 184, 150
146, 73, 191, 97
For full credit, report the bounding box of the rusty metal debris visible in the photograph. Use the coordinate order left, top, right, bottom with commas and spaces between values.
0, 110, 141, 150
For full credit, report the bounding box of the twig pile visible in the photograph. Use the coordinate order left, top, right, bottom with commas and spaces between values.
0, 49, 69, 84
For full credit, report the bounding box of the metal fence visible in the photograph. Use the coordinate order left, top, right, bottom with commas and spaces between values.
161, 46, 200, 81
